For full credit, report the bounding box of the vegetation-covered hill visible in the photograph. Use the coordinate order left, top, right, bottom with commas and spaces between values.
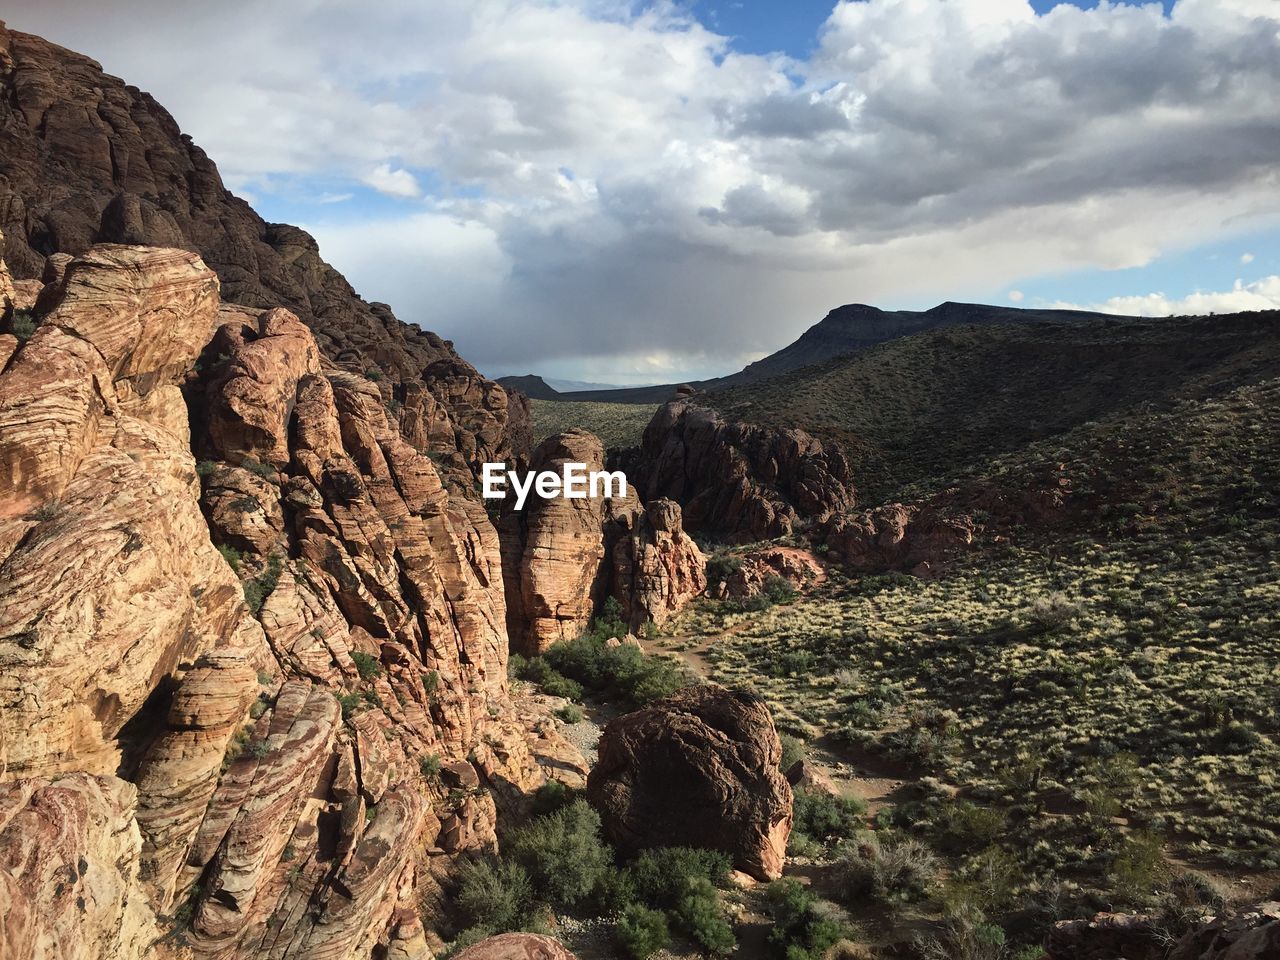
529, 398, 659, 449
703, 311, 1280, 503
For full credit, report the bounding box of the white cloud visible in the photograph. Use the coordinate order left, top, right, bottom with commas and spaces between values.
9, 0, 1280, 376
362, 164, 422, 199
1008, 290, 1025, 303
1242, 252, 1256, 264
1053, 276, 1280, 317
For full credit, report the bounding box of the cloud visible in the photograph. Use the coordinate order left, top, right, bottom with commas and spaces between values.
362, 164, 422, 199
9, 0, 1280, 378
1053, 275, 1280, 316
1242, 252, 1256, 264
1008, 290, 1025, 303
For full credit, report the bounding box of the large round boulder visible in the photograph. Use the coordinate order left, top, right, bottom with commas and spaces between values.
586, 684, 793, 880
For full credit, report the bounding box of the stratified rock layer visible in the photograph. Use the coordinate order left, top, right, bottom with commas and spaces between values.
0, 241, 568, 960
452, 933, 579, 960
587, 685, 793, 881
0, 22, 525, 479
610, 498, 706, 630
639, 399, 854, 542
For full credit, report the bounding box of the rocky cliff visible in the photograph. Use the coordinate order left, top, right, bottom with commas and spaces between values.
637, 399, 855, 542
0, 22, 528, 485
0, 241, 565, 959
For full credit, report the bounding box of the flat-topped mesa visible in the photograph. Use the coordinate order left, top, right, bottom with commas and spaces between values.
0, 21, 527, 483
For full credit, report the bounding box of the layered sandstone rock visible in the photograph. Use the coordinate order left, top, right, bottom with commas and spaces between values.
500, 430, 641, 654
453, 933, 579, 960
587, 685, 793, 881
708, 546, 824, 601
0, 774, 160, 960
0, 244, 267, 779
0, 242, 572, 960
638, 399, 855, 542
0, 22, 525, 478
819, 503, 975, 577
610, 498, 706, 631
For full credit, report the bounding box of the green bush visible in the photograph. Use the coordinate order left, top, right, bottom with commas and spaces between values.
706, 554, 743, 585
793, 789, 866, 843
243, 553, 284, 614
217, 544, 242, 573
350, 650, 383, 681
506, 801, 613, 908
10, 309, 37, 341
838, 834, 940, 905
779, 734, 807, 772
419, 754, 441, 780
675, 877, 736, 954
531, 779, 573, 816
516, 657, 584, 701
765, 879, 850, 960
626, 847, 732, 909
455, 857, 536, 933
555, 703, 584, 724
615, 904, 671, 960
543, 632, 689, 708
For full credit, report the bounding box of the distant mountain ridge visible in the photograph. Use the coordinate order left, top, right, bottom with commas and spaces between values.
497, 374, 562, 400
526, 300, 1129, 404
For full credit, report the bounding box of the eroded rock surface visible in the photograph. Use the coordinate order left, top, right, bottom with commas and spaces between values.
587, 685, 793, 881
610, 498, 706, 631
638, 399, 854, 542
1047, 903, 1280, 960
453, 933, 579, 960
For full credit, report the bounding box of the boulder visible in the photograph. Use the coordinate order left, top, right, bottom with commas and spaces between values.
587, 685, 793, 880
710, 546, 823, 601
453, 933, 578, 960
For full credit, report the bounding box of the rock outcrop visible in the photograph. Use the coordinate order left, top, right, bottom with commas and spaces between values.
500, 432, 704, 653
0, 241, 568, 959
0, 22, 525, 480
453, 933, 579, 960
1047, 903, 1280, 960
500, 430, 640, 654
638, 399, 854, 542
610, 498, 706, 631
819, 503, 976, 578
707, 546, 824, 601
587, 685, 793, 881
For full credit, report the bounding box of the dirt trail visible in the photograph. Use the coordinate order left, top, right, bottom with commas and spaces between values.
640, 626, 910, 815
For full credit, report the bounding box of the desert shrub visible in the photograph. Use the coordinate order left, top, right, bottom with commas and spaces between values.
934, 801, 1007, 853
779, 734, 807, 772
793, 789, 866, 844
705, 554, 743, 585
838, 833, 940, 905
765, 879, 851, 960
626, 846, 732, 909
506, 801, 613, 907
243, 553, 283, 614
350, 650, 383, 681
336, 692, 363, 721
515, 656, 584, 701
944, 847, 1023, 915
419, 754, 441, 780
10, 308, 38, 341
1025, 592, 1083, 634
531, 779, 574, 816
615, 904, 671, 960
1109, 831, 1169, 906
915, 907, 1010, 960
674, 877, 735, 954
555, 703, 584, 724
455, 857, 537, 934
543, 629, 690, 708
763, 574, 796, 604
217, 544, 242, 572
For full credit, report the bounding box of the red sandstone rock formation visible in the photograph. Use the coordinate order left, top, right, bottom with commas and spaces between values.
0, 22, 526, 480
587, 685, 793, 881
0, 241, 570, 959
638, 399, 855, 542
1047, 902, 1280, 960
452, 933, 579, 960
708, 546, 824, 601
610, 498, 707, 630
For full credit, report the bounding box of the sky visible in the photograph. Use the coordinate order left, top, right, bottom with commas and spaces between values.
7, 0, 1280, 384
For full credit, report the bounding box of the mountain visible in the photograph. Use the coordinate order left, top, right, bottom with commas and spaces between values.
497, 373, 562, 399
0, 20, 525, 482
552, 300, 1123, 404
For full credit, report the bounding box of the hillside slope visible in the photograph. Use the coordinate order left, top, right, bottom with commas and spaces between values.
703, 310, 1280, 503
0, 21, 525, 479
